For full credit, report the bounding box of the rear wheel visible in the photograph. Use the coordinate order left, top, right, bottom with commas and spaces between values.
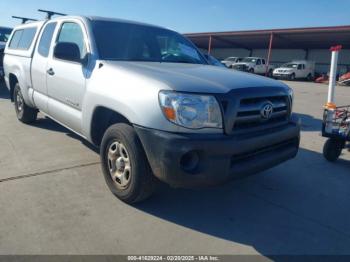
323, 138, 344, 162
14, 83, 37, 124
100, 123, 155, 204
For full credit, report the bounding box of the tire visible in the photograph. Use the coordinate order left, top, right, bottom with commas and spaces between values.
307, 73, 313, 81
100, 123, 155, 204
323, 138, 344, 162
289, 73, 296, 81
248, 68, 254, 74
13, 83, 37, 124
268, 69, 273, 78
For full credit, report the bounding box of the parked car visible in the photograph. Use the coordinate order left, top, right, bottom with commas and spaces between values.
203, 53, 226, 67
4, 16, 300, 203
315, 74, 329, 84
232, 57, 275, 76
0, 26, 12, 79
221, 56, 243, 68
273, 60, 315, 81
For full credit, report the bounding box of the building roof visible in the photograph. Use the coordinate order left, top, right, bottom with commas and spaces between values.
185, 25, 350, 50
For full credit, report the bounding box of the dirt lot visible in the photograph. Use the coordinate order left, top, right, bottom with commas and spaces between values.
0, 80, 350, 256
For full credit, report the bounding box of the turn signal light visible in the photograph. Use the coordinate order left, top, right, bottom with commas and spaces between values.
162, 107, 176, 120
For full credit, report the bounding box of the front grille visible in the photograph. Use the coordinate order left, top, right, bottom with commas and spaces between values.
230, 138, 298, 166
232, 64, 248, 71
232, 95, 290, 133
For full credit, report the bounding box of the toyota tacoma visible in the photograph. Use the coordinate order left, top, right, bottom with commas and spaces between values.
3, 16, 300, 203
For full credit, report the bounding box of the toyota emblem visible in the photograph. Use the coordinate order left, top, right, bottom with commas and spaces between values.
261, 103, 273, 119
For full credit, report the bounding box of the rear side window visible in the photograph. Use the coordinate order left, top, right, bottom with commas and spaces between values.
38, 22, 57, 57
9, 30, 23, 48
9, 27, 37, 50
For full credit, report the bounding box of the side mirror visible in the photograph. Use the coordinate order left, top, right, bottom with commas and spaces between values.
54, 42, 81, 63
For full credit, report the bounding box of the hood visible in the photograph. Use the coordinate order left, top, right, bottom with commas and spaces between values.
104, 61, 288, 94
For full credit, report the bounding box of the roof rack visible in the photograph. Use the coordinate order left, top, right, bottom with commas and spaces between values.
12, 16, 38, 24
38, 9, 67, 20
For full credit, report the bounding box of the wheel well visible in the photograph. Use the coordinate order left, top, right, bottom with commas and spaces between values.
90, 107, 131, 146
9, 74, 18, 102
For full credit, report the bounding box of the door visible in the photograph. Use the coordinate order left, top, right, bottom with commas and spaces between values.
255, 59, 264, 74
296, 64, 304, 78
46, 21, 88, 133
32, 22, 57, 113
261, 59, 267, 74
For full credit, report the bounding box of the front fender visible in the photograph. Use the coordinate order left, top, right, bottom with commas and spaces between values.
81, 65, 223, 143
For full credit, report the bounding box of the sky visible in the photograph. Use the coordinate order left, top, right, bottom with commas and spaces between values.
0, 0, 349, 33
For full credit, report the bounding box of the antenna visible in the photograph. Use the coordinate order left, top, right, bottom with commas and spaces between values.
38, 9, 67, 20
12, 16, 38, 24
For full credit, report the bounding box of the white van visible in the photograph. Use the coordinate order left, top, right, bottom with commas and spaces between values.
273, 60, 315, 81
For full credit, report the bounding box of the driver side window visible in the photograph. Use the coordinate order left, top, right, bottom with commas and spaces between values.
57, 22, 86, 59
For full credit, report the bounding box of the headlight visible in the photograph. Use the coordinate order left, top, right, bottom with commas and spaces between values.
159, 91, 223, 129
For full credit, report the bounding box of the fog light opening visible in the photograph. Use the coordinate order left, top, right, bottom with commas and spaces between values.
180, 151, 200, 172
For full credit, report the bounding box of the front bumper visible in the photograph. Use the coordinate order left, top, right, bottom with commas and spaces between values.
135, 118, 300, 188
232, 65, 249, 72
273, 73, 292, 79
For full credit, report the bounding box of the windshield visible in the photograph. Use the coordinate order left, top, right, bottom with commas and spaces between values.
0, 28, 12, 42
204, 54, 225, 67
241, 57, 257, 63
282, 63, 298, 68
92, 21, 207, 64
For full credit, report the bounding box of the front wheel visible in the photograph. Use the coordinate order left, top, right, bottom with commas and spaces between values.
100, 123, 155, 204
14, 83, 37, 124
289, 73, 296, 81
323, 138, 344, 162
268, 69, 273, 78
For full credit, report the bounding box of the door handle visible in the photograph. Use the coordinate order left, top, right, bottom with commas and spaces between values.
47, 68, 55, 76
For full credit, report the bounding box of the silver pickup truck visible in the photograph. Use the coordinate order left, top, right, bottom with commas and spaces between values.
4, 16, 300, 203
